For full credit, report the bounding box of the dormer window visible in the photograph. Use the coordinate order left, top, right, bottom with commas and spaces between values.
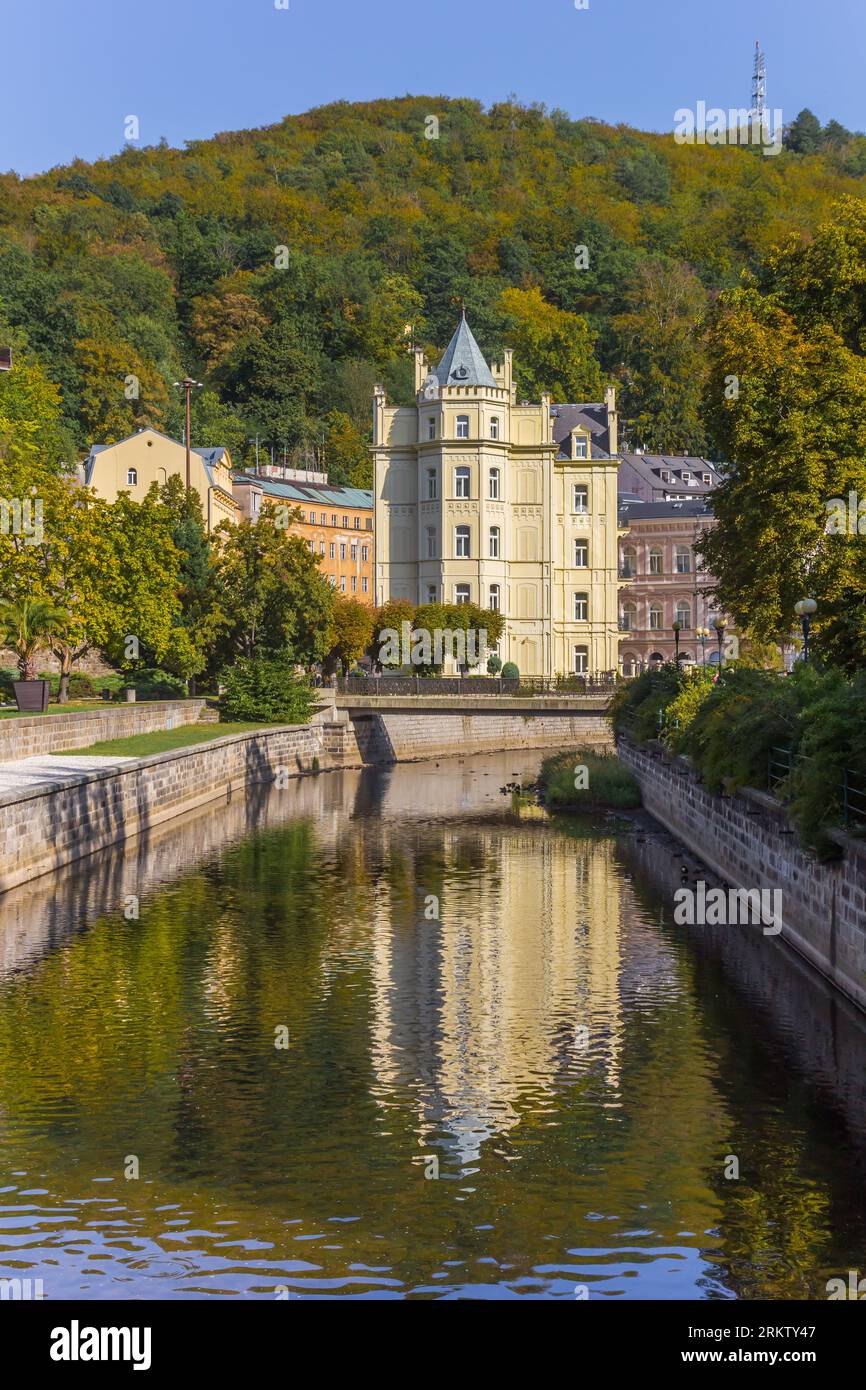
126, 468, 137, 486
456, 415, 469, 439
703, 473, 712, 484
573, 435, 588, 459
660, 470, 671, 483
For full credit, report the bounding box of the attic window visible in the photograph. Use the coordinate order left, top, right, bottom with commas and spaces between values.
126, 468, 137, 486
660, 470, 671, 482
573, 435, 588, 459
703, 473, 712, 484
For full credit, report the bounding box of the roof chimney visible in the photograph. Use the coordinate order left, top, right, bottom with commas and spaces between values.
604, 384, 618, 455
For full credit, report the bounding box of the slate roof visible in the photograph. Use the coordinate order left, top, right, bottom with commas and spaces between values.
618, 452, 721, 499
550, 403, 612, 458
618, 499, 715, 522
434, 314, 497, 389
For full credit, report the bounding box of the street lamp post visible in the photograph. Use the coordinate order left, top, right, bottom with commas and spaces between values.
697, 626, 710, 667
712, 617, 727, 670
173, 377, 203, 495
794, 597, 817, 663
672, 620, 682, 666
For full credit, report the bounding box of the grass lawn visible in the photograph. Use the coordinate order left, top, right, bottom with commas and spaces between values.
0, 701, 109, 719
55, 721, 275, 758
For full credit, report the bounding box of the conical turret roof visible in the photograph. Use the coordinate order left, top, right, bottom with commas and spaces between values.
434, 313, 497, 389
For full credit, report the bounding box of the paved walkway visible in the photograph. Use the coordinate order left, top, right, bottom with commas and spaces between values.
0, 754, 135, 795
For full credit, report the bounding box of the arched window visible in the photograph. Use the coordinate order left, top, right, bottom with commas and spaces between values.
490, 416, 499, 440
675, 544, 691, 574
649, 651, 665, 665
622, 652, 639, 678
649, 547, 663, 575
621, 601, 637, 632
455, 466, 470, 498
489, 583, 500, 611
455, 525, 470, 558
675, 600, 691, 627
456, 415, 470, 440
649, 603, 663, 630
489, 526, 500, 559
489, 467, 500, 500
573, 592, 588, 621
126, 467, 138, 486
620, 545, 636, 578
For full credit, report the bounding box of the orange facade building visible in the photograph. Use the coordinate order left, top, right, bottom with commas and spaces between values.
233, 476, 375, 604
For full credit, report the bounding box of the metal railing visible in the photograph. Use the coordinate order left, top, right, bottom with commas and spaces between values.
768, 746, 866, 829
336, 672, 618, 697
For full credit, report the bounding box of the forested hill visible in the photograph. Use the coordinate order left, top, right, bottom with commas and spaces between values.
1, 95, 865, 481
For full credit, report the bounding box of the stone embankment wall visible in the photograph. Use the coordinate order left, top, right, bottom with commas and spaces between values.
0, 723, 341, 893
0, 704, 612, 892
618, 736, 866, 1015
347, 709, 613, 762
0, 700, 211, 761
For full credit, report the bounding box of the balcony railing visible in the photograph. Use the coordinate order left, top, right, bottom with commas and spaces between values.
336, 673, 619, 697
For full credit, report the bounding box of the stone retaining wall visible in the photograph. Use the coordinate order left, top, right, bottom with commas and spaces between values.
618, 736, 866, 1015
0, 723, 339, 893
347, 709, 613, 762
0, 700, 210, 762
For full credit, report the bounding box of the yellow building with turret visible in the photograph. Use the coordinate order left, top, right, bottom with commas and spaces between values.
372, 314, 622, 677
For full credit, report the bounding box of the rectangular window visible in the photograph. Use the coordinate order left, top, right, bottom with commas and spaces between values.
366, 517, 373, 530
351, 576, 357, 593
354, 517, 360, 529
362, 545, 369, 562
489, 469, 500, 500
455, 584, 470, 604
362, 577, 368, 593
340, 543, 346, 560
319, 541, 325, 554
427, 469, 437, 500
428, 417, 436, 440
574, 539, 589, 567
339, 576, 346, 593
455, 467, 470, 499
426, 526, 436, 559
574, 593, 588, 621
490, 417, 499, 440
456, 415, 469, 439
573, 485, 588, 513
455, 525, 470, 558
329, 542, 335, 559
350, 543, 358, 561
331, 514, 337, 526
573, 437, 588, 459
573, 644, 589, 674
343, 515, 349, 528
427, 585, 437, 602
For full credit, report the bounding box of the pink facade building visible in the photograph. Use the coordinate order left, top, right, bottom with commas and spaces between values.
617, 500, 736, 675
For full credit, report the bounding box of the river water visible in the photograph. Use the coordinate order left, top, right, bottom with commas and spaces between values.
1, 749, 865, 1300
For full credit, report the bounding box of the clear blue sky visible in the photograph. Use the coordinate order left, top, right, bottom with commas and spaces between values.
2, 0, 865, 176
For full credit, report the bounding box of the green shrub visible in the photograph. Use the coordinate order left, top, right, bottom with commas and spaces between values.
683, 664, 821, 794
0, 667, 16, 699
664, 668, 716, 752
486, 654, 502, 675
610, 662, 682, 742
123, 667, 187, 701
540, 749, 642, 810
501, 662, 519, 679
219, 656, 313, 724
68, 672, 98, 698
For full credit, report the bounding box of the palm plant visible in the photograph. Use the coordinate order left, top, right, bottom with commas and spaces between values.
0, 598, 70, 681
